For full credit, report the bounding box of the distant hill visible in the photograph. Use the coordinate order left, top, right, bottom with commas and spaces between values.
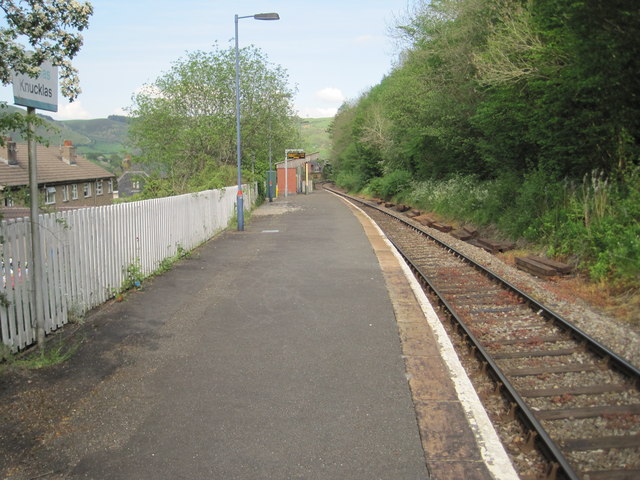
59, 116, 130, 155
0, 105, 129, 157
299, 117, 332, 163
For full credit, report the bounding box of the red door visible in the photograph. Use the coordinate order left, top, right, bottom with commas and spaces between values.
277, 168, 297, 195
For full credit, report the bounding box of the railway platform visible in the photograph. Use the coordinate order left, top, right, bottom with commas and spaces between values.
1, 190, 516, 480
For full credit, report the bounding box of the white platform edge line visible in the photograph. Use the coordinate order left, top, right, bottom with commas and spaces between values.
336, 193, 519, 480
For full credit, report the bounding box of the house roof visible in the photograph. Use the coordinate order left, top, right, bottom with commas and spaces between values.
117, 170, 150, 183
275, 152, 320, 169
275, 157, 308, 169
0, 142, 115, 188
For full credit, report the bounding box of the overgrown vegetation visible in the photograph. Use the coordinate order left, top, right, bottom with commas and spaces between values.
121, 258, 144, 292
330, 0, 640, 290
0, 336, 82, 372
111, 245, 194, 301
157, 245, 190, 274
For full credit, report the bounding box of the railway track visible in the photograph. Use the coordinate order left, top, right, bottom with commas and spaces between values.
327, 186, 640, 480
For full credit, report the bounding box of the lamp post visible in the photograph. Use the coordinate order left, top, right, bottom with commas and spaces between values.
268, 116, 274, 202
234, 12, 280, 231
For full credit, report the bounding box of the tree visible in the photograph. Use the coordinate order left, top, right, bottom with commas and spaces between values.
0, 0, 93, 142
329, 0, 640, 286
128, 44, 299, 196
0, 0, 93, 100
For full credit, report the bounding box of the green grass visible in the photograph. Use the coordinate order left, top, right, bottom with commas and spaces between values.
299, 117, 332, 161
0, 337, 82, 373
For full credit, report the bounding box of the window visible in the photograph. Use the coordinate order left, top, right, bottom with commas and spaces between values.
96, 180, 103, 196
83, 182, 92, 197
45, 186, 56, 205
107, 179, 113, 193
62, 185, 69, 202
4, 196, 14, 207
71, 184, 78, 200
132, 180, 141, 190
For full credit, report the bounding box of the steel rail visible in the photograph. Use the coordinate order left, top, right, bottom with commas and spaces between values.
389, 233, 579, 480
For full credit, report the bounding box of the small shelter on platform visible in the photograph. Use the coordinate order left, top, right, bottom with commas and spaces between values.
275, 151, 320, 195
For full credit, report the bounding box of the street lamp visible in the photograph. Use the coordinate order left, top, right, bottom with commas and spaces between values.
235, 12, 280, 231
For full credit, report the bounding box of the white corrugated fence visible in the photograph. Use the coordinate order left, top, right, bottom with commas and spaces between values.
0, 184, 257, 352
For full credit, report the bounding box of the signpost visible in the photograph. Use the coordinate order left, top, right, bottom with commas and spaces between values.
12, 61, 59, 112
12, 61, 59, 348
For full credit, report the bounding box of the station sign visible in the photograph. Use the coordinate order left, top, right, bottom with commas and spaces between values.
287, 151, 305, 159
12, 60, 58, 112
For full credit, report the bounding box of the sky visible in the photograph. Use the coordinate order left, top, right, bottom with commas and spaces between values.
0, 0, 413, 121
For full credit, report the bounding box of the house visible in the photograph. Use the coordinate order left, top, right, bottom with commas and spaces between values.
117, 168, 150, 198
0, 139, 116, 219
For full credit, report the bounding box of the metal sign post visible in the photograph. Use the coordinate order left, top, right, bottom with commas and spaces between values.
12, 61, 58, 348
25, 106, 45, 346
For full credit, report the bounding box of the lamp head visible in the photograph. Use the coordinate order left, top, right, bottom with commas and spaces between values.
254, 13, 280, 20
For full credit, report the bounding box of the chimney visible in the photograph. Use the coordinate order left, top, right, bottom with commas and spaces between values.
6, 138, 17, 165
61, 140, 76, 165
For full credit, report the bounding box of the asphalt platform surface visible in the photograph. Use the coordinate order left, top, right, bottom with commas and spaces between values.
1, 190, 431, 479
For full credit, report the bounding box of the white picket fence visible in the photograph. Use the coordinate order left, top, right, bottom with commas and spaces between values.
0, 184, 257, 352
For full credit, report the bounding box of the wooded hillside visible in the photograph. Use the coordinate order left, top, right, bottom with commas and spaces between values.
330, 0, 639, 288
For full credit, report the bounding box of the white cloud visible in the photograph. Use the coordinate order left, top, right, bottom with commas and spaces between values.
314, 87, 345, 104
51, 100, 92, 120
298, 87, 346, 118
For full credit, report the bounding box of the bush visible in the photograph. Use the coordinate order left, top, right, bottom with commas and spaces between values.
365, 170, 413, 200
409, 174, 488, 219
497, 168, 564, 239
335, 171, 366, 192
191, 164, 237, 191
379, 170, 412, 200
364, 177, 385, 198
